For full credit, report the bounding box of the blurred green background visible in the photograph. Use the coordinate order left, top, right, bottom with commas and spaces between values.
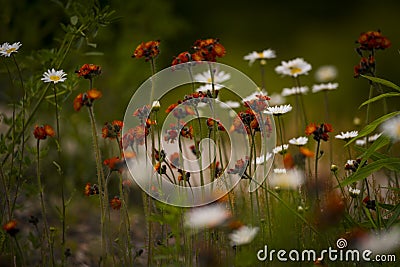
1, 0, 399, 188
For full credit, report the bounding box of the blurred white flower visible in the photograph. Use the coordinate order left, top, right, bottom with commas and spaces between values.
229, 225, 259, 246
256, 153, 273, 165
312, 82, 339, 93
0, 42, 22, 57
269, 168, 304, 190
275, 58, 312, 78
314, 65, 338, 82
41, 68, 67, 84
335, 131, 358, 140
357, 227, 400, 255
265, 104, 292, 116
195, 70, 230, 92
268, 93, 286, 105
380, 116, 400, 142
273, 168, 287, 174
281, 86, 309, 97
355, 133, 382, 146
273, 144, 289, 154
244, 49, 276, 66
289, 136, 308, 146
184, 204, 231, 229
348, 187, 360, 198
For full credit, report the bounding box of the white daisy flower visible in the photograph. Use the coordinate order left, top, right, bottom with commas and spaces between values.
281, 86, 309, 97
272, 144, 289, 154
41, 68, 67, 84
242, 90, 268, 103
152, 100, 161, 109
265, 104, 292, 116
243, 49, 276, 66
269, 168, 304, 190
219, 100, 241, 109
289, 136, 308, 146
194, 70, 230, 92
348, 187, 360, 198
335, 131, 358, 140
256, 153, 273, 165
355, 133, 382, 146
312, 82, 339, 93
269, 93, 286, 105
315, 65, 338, 82
380, 116, 400, 142
184, 204, 231, 229
0, 42, 22, 57
229, 225, 259, 246
275, 58, 312, 78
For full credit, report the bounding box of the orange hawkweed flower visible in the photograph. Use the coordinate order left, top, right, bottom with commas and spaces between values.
283, 153, 295, 169
299, 147, 314, 158
104, 156, 124, 173
132, 40, 160, 62
75, 64, 101, 79
172, 51, 191, 66
33, 124, 55, 140
305, 122, 333, 142
357, 30, 391, 51
73, 89, 102, 111
3, 220, 19, 236
110, 196, 122, 210
84, 182, 99, 196
192, 38, 226, 62
102, 120, 123, 139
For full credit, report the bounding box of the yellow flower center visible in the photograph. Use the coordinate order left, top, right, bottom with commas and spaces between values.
396, 124, 400, 137
50, 75, 60, 81
290, 67, 302, 75
6, 48, 16, 54
207, 78, 212, 83
258, 52, 264, 58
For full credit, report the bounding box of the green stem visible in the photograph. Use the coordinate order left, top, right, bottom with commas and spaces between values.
314, 139, 321, 205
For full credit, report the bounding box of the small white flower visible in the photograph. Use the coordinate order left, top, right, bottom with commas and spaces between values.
312, 82, 339, 93
273, 168, 287, 174
195, 70, 230, 92
229, 225, 259, 246
269, 93, 286, 105
275, 58, 312, 78
269, 168, 304, 190
380, 116, 400, 142
335, 131, 358, 140
242, 90, 268, 103
355, 133, 382, 146
289, 136, 308, 146
41, 68, 67, 84
256, 153, 273, 165
152, 100, 161, 108
184, 204, 230, 229
348, 187, 360, 197
265, 104, 292, 116
244, 49, 276, 66
220, 100, 241, 109
315, 65, 338, 82
281, 86, 309, 97
0, 42, 22, 57
272, 144, 289, 154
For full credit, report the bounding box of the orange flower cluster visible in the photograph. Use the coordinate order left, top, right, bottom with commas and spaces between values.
103, 152, 136, 173
110, 196, 122, 210
183, 90, 218, 106
192, 38, 226, 62
132, 40, 160, 62
207, 118, 225, 131
102, 120, 123, 139
171, 38, 225, 65
243, 94, 271, 113
305, 123, 333, 142
33, 124, 55, 140
166, 103, 195, 119
75, 64, 102, 79
84, 182, 99, 196
353, 56, 375, 78
73, 89, 102, 111
3, 220, 19, 236
227, 158, 249, 178
357, 31, 391, 51
230, 109, 261, 134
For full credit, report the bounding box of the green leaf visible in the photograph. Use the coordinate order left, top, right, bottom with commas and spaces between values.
358, 135, 390, 167
70, 16, 78, 26
346, 111, 400, 146
341, 158, 400, 187
361, 75, 400, 92
387, 203, 400, 228
359, 92, 400, 108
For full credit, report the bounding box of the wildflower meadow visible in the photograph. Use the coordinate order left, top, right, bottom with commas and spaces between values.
1, 1, 400, 266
